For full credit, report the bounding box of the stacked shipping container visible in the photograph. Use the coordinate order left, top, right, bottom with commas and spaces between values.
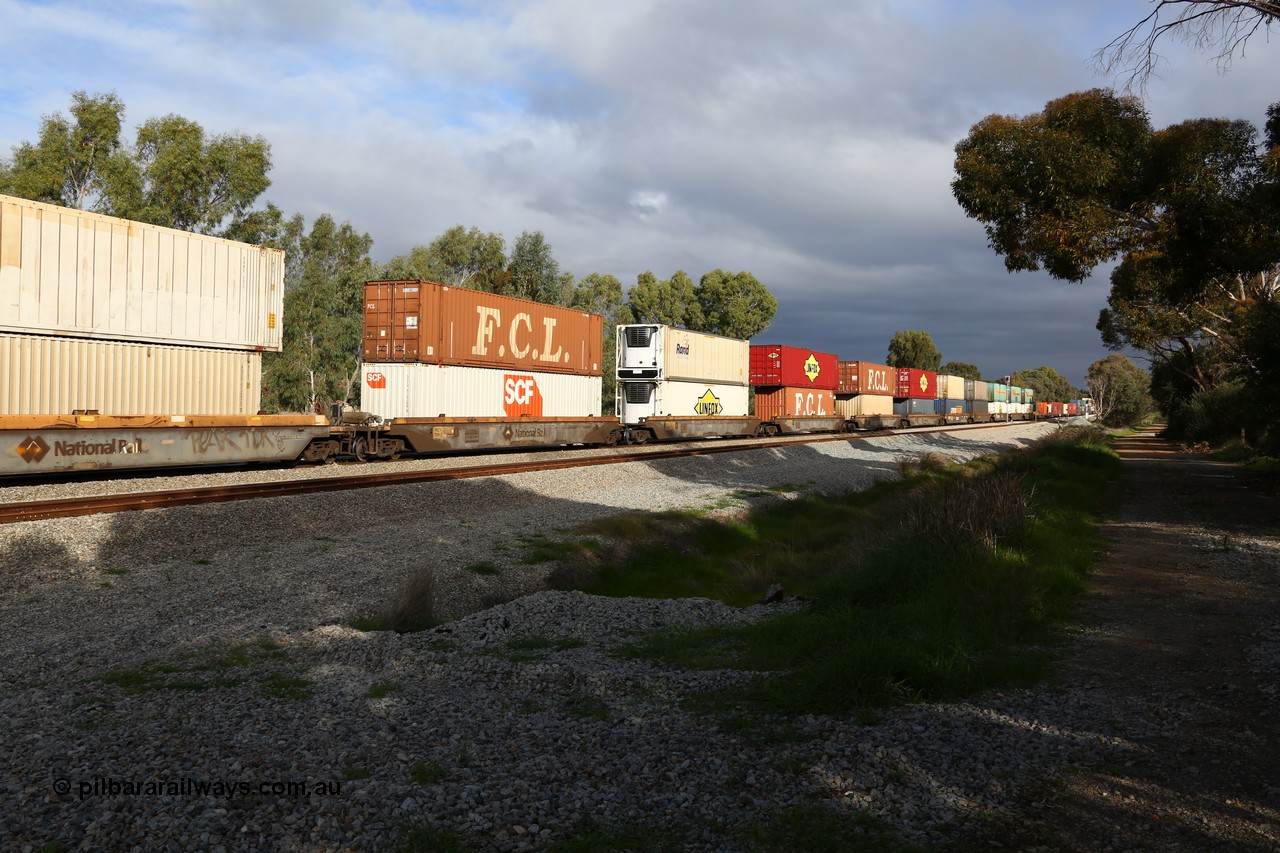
362, 281, 605, 421
0, 193, 285, 416
834, 360, 894, 421
615, 325, 750, 425
750, 345, 839, 419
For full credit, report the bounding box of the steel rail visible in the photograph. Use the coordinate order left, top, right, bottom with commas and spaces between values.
0, 421, 1031, 524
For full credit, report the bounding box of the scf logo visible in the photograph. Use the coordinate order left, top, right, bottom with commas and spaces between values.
366, 372, 387, 389
503, 375, 543, 417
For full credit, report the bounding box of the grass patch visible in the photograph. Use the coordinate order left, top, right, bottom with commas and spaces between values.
741, 803, 910, 852
396, 823, 468, 852
409, 762, 449, 784
587, 429, 1121, 714
463, 561, 500, 576
548, 820, 685, 852
365, 681, 400, 699
343, 766, 370, 781
99, 638, 299, 698
350, 566, 440, 633
101, 567, 129, 576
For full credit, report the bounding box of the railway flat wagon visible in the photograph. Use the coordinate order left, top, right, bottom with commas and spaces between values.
616, 325, 756, 441
1, 413, 331, 476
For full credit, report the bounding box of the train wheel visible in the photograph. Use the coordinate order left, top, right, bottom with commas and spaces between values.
352, 436, 369, 462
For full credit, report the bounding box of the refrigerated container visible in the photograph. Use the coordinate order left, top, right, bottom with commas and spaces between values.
0, 194, 284, 351
750, 345, 838, 390
617, 379, 749, 423
363, 280, 603, 376
615, 324, 748, 385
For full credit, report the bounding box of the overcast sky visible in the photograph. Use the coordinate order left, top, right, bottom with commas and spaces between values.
2, 0, 1278, 387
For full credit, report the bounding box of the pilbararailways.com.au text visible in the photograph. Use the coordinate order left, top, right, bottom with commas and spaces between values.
55, 775, 343, 801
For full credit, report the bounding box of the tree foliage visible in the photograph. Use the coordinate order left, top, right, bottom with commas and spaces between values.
939, 361, 982, 380
1096, 1, 1279, 90
0, 91, 271, 236
954, 88, 1280, 445
627, 270, 705, 329
1087, 354, 1155, 428
262, 215, 375, 413
1012, 366, 1078, 403
886, 330, 942, 371
0, 90, 130, 210
695, 269, 778, 339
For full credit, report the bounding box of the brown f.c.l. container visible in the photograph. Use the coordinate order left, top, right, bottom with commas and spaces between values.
836, 360, 894, 395
362, 281, 603, 377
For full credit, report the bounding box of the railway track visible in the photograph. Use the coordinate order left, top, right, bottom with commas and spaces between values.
0, 421, 1034, 524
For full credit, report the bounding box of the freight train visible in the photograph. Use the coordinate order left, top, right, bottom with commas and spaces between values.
0, 194, 1040, 479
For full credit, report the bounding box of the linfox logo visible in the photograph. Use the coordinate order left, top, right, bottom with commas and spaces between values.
471, 306, 570, 365
694, 389, 723, 416
366, 372, 387, 389
919, 373, 930, 394
17, 436, 49, 464
504, 374, 544, 417
804, 354, 821, 383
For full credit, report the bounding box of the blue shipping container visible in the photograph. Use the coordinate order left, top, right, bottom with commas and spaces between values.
893, 398, 934, 416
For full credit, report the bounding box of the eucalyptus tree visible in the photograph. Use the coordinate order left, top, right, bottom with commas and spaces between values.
886, 330, 942, 371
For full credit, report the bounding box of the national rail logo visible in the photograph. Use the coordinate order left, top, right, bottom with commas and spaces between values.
17, 436, 50, 464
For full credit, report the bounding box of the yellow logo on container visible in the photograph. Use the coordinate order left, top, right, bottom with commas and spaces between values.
919, 373, 930, 394
804, 355, 820, 383
695, 389, 723, 416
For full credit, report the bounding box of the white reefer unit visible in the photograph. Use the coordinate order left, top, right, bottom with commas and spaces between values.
361, 362, 602, 421
0, 193, 285, 351
616, 324, 749, 385
616, 379, 749, 424
0, 332, 262, 415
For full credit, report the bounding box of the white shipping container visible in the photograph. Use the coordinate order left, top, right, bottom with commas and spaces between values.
361, 362, 602, 421
937, 375, 966, 399
617, 379, 749, 423
616, 325, 748, 385
834, 395, 894, 417
0, 194, 284, 351
0, 332, 261, 415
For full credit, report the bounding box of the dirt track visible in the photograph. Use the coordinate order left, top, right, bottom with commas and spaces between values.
984, 428, 1280, 850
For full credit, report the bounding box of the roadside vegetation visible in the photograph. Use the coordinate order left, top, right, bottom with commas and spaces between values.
544, 426, 1120, 715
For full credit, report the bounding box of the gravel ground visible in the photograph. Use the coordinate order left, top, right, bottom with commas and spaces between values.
0, 422, 1205, 851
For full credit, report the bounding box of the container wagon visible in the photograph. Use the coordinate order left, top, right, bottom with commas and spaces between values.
750, 344, 846, 434
0, 194, 333, 474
